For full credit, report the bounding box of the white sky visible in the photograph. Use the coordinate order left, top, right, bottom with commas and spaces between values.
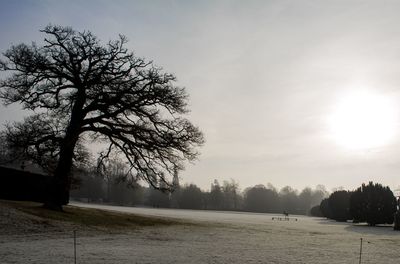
1, 0, 400, 193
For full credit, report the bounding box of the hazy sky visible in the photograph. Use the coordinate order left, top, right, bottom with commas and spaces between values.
2, 0, 400, 193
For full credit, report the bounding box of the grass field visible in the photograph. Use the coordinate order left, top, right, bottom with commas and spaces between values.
1, 201, 399, 263
1, 200, 184, 230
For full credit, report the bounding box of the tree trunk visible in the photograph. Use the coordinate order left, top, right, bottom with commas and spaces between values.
44, 88, 86, 211
44, 139, 77, 210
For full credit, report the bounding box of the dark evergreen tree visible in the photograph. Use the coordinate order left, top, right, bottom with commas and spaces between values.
394, 196, 400, 230
349, 186, 365, 223
350, 182, 396, 226
319, 198, 332, 219
328, 190, 352, 222
309, 205, 323, 217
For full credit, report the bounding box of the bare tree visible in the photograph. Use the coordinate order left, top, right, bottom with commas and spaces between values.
208, 179, 223, 210
243, 184, 280, 213
0, 25, 204, 210
222, 179, 239, 210
97, 155, 134, 202
1, 114, 90, 173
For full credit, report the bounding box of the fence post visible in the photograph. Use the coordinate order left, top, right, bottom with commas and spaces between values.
74, 230, 77, 264
359, 238, 363, 264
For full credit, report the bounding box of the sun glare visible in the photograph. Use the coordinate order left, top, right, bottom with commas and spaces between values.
328, 90, 398, 150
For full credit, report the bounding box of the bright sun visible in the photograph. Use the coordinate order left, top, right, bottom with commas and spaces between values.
328, 90, 398, 150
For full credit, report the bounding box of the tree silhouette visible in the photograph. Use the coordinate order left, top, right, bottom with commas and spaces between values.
350, 182, 396, 226
208, 179, 223, 210
221, 179, 240, 210
309, 205, 323, 217
319, 198, 332, 219
298, 187, 313, 215
178, 184, 204, 209
0, 25, 204, 210
244, 184, 280, 213
146, 183, 171, 208
279, 186, 299, 214
328, 190, 352, 222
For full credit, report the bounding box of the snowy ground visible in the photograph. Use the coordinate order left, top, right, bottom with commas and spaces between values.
1, 202, 399, 264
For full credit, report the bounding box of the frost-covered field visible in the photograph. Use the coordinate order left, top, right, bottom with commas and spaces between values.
1, 203, 399, 264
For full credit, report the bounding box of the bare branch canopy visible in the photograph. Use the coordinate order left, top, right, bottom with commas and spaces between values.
0, 25, 204, 209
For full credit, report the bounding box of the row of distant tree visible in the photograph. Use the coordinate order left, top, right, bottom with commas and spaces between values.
145, 181, 327, 215
70, 161, 328, 215
310, 182, 399, 227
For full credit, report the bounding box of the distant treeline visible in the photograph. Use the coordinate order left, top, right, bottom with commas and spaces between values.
71, 168, 328, 215
311, 182, 400, 228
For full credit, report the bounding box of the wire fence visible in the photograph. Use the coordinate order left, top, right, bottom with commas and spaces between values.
1, 229, 399, 264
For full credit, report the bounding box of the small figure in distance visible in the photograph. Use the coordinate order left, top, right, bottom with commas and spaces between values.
283, 211, 289, 220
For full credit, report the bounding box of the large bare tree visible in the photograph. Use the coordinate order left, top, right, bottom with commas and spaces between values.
0, 25, 204, 210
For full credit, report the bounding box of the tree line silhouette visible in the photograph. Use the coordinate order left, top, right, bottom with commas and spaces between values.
315, 182, 400, 229
69, 160, 328, 215
2, 143, 400, 230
